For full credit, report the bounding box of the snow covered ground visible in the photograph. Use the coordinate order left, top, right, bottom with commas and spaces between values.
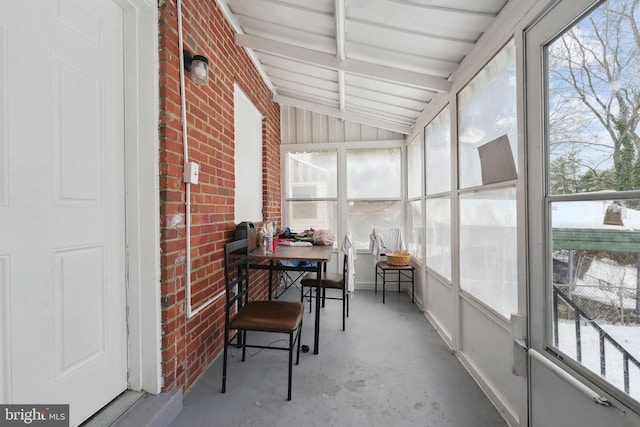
553, 200, 639, 315
571, 257, 638, 312
552, 200, 639, 402
557, 320, 640, 401
552, 200, 640, 230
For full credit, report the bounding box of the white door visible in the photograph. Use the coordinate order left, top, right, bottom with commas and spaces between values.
526, 0, 640, 425
0, 1, 128, 425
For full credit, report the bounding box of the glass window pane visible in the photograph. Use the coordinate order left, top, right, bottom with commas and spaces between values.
285, 200, 337, 233
426, 106, 451, 195
286, 151, 337, 198
551, 199, 640, 401
407, 136, 423, 199
407, 200, 423, 259
426, 197, 451, 280
460, 188, 517, 318
347, 148, 401, 199
458, 40, 517, 189
547, 2, 640, 194
347, 200, 402, 250
544, 1, 640, 407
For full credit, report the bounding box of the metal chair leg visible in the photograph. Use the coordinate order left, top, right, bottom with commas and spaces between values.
346, 292, 349, 317
382, 270, 386, 304
411, 269, 415, 303
288, 331, 294, 401
222, 330, 228, 393
296, 320, 302, 365
342, 287, 346, 331
375, 265, 378, 294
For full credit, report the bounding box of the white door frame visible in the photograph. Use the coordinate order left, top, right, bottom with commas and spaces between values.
0, 0, 160, 405
526, 0, 640, 424
118, 0, 162, 394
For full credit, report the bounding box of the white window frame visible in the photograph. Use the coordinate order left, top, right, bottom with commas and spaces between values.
456, 39, 519, 320
281, 140, 405, 252
526, 0, 640, 413
406, 132, 424, 263
424, 105, 453, 281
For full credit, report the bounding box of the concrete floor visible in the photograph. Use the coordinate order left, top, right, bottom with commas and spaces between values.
168, 288, 509, 427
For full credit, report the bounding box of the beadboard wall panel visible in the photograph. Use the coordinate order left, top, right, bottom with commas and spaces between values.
281, 106, 404, 144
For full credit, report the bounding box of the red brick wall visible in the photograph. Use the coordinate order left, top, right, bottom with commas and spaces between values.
158, 0, 281, 391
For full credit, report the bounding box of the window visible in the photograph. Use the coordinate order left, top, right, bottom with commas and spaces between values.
346, 148, 401, 199
458, 42, 517, 190
425, 106, 451, 196
425, 197, 451, 279
459, 188, 517, 317
407, 200, 423, 260
283, 144, 403, 251
425, 107, 452, 278
347, 147, 403, 250
546, 0, 640, 404
234, 84, 262, 222
406, 135, 423, 259
457, 40, 518, 318
407, 135, 423, 199
283, 150, 337, 233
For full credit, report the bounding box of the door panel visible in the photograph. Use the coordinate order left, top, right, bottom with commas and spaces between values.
526, 0, 640, 423
0, 1, 128, 425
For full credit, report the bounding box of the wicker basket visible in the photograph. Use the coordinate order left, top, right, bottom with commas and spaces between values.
386, 253, 411, 266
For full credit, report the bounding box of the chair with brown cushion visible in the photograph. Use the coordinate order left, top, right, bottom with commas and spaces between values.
300, 253, 349, 331
222, 239, 304, 400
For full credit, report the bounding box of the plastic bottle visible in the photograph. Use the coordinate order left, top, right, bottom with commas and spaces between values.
264, 223, 273, 254
257, 228, 264, 248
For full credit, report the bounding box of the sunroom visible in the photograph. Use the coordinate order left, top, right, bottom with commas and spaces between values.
224, 0, 640, 426
1, 0, 639, 426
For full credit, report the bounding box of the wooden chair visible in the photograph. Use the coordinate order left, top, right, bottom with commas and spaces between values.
222, 239, 304, 400
300, 254, 349, 331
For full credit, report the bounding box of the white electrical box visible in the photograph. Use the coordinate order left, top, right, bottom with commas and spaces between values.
184, 162, 199, 184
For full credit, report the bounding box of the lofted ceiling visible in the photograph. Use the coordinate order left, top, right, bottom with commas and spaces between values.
216, 0, 509, 135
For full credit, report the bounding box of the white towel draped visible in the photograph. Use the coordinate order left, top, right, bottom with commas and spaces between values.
369, 228, 405, 263
341, 232, 357, 295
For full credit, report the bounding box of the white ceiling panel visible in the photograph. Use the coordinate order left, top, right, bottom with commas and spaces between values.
259, 53, 339, 81
345, 20, 475, 58
347, 103, 417, 126
233, 15, 337, 54
219, 0, 509, 134
277, 89, 339, 108
347, 42, 460, 77
347, 96, 423, 121
346, 86, 430, 112
271, 77, 338, 99
346, 74, 435, 102
228, 0, 336, 36
264, 66, 337, 90
346, 0, 496, 34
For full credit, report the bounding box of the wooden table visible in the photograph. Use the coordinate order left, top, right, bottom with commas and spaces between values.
249, 244, 333, 354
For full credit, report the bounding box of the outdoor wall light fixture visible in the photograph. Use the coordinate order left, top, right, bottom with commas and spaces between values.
183, 50, 209, 85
